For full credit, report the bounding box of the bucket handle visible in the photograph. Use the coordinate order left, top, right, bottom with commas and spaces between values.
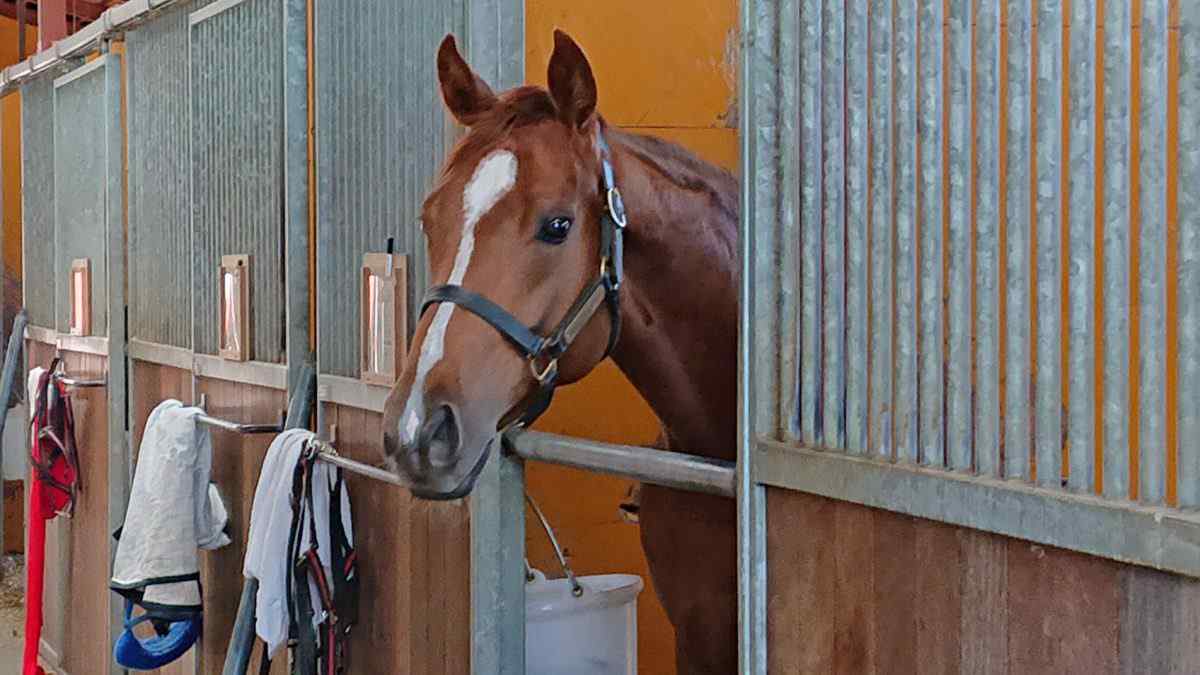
525, 494, 583, 597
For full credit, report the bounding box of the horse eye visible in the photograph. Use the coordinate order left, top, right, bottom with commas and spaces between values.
536, 217, 573, 244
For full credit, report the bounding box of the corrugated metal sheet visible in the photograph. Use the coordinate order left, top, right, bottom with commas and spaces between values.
21, 76, 55, 330
53, 62, 109, 335
315, 0, 466, 378
189, 0, 285, 361
127, 3, 205, 349
771, 0, 1200, 521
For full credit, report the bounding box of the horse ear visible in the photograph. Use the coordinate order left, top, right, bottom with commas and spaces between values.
547, 30, 597, 130
437, 35, 496, 126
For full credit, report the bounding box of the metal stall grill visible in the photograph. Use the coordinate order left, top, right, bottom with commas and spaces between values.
54, 60, 112, 336
751, 0, 1200, 577
315, 0, 464, 380
21, 76, 56, 330
189, 0, 285, 362
128, 1, 212, 350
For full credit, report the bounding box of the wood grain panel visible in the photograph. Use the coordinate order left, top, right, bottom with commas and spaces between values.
59, 349, 111, 675
767, 489, 836, 674
768, 487, 1200, 674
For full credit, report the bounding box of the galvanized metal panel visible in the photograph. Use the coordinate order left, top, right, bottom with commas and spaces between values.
21, 76, 55, 330
189, 0, 285, 361
867, 0, 894, 459
126, 5, 199, 349
945, 0, 973, 472
315, 0, 466, 378
975, 0, 1003, 477
53, 61, 109, 336
819, 0, 844, 451
1004, 0, 1033, 480
283, 0, 310, 392
1180, 0, 1200, 508
1034, 0, 1065, 489
893, 0, 919, 463
844, 0, 869, 455
1101, 0, 1132, 499
775, 0, 801, 442
797, 0, 822, 446
917, 0, 944, 466
1137, 0, 1169, 505
1066, 0, 1098, 493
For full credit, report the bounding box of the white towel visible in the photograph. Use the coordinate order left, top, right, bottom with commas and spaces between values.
26, 367, 44, 424
244, 429, 353, 657
110, 399, 230, 614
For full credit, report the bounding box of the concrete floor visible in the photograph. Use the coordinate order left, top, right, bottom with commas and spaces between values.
0, 555, 25, 671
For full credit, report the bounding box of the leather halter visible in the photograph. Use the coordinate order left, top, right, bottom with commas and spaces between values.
421, 129, 627, 430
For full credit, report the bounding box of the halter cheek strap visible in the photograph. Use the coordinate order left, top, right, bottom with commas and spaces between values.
420, 127, 627, 430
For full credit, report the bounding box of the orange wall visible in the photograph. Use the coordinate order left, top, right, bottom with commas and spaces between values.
1, 18, 31, 283
523, 3, 737, 674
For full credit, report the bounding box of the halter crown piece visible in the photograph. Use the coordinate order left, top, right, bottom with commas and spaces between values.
421, 127, 626, 430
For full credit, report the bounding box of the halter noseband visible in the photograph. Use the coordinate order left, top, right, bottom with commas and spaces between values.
420, 129, 627, 430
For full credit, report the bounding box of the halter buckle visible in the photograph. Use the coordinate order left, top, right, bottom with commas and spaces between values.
529, 355, 559, 384
606, 188, 628, 229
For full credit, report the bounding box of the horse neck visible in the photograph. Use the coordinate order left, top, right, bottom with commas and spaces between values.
605, 131, 739, 460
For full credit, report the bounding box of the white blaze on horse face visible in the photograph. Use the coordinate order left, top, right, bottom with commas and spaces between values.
401, 150, 518, 445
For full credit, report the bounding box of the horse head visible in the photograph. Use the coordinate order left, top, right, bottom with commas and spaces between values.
380, 31, 620, 499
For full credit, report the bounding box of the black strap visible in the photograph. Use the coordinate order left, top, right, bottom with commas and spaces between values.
421, 285, 544, 357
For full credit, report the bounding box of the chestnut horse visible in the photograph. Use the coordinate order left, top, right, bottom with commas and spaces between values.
380, 31, 738, 674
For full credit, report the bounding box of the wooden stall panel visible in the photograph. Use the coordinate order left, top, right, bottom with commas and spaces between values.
325, 403, 470, 675
767, 487, 1200, 674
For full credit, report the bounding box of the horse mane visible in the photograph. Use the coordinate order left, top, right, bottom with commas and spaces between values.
438, 86, 739, 223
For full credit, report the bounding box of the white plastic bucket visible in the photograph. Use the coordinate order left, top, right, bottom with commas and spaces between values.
524, 572, 644, 675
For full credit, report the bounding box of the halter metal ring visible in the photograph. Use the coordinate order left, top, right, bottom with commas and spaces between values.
529, 356, 559, 384
606, 188, 628, 228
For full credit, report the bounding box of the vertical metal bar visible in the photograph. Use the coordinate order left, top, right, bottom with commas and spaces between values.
1067, 0, 1098, 492
918, 0, 945, 466
740, 1, 775, 668
102, 50, 130, 675
946, 0, 974, 472
1138, 0, 1169, 505
283, 0, 311, 391
1102, 0, 1132, 499
465, 2, 524, 673
1179, 0, 1200, 508
845, 0, 870, 454
798, 0, 823, 446
470, 447, 526, 675
774, 0, 800, 442
868, 0, 895, 459
975, 0, 1003, 477
1004, 0, 1033, 480
820, 0, 845, 450
1034, 0, 1065, 489
894, 0, 919, 463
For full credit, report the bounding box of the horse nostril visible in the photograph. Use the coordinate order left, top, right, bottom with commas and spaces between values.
417, 404, 461, 466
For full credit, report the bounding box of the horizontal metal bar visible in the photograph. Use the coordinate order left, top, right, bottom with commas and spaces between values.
755, 439, 1200, 578
52, 53, 109, 88
128, 340, 194, 371
307, 439, 406, 486
195, 414, 283, 435
193, 355, 288, 390
54, 374, 106, 388
55, 335, 109, 356
25, 325, 56, 345
0, 0, 189, 96
316, 374, 390, 413
507, 431, 736, 498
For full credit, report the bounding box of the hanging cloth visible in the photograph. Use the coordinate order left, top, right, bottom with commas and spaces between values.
23, 360, 81, 675
110, 399, 230, 670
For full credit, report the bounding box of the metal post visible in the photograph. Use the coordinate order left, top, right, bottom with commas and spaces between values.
465, 2, 524, 671
101, 47, 130, 675
738, 0, 774, 671
282, 0, 311, 395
